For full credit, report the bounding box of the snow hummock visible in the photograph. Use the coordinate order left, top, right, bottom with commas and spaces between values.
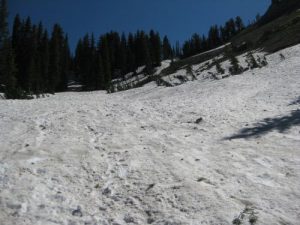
0, 44, 300, 225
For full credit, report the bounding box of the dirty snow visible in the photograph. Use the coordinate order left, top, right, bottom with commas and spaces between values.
113, 60, 172, 90
162, 48, 268, 85
0, 44, 300, 225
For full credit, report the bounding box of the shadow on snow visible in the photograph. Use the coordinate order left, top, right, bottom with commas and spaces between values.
224, 109, 300, 140
289, 96, 300, 106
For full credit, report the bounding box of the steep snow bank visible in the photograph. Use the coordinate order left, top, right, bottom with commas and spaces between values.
0, 45, 300, 225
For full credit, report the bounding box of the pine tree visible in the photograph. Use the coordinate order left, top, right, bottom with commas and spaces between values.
208, 25, 221, 49
235, 16, 245, 32
225, 18, 237, 39
78, 34, 91, 90
48, 24, 63, 93
175, 41, 181, 58
214, 59, 225, 74
149, 30, 161, 67
201, 35, 208, 51
100, 35, 112, 90
246, 51, 259, 69
23, 17, 34, 92
191, 33, 202, 54
162, 36, 172, 60
58, 34, 70, 91
0, 0, 19, 98
182, 40, 192, 58
227, 50, 243, 75
220, 25, 228, 43
34, 22, 45, 95
127, 33, 136, 73
140, 31, 152, 73
28, 24, 41, 96
154, 32, 162, 66
74, 38, 83, 83
2, 40, 18, 99
119, 33, 127, 77
40, 30, 49, 92
0, 0, 9, 86
95, 52, 105, 90
12, 14, 21, 50
11, 14, 23, 89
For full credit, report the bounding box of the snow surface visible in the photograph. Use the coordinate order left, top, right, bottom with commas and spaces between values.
1, 45, 300, 225
162, 49, 268, 86
112, 60, 172, 89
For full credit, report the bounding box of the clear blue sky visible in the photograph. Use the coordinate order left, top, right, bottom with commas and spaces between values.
8, 0, 271, 51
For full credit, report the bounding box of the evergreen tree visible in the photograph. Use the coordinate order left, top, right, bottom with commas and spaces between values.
106, 31, 120, 76
220, 25, 228, 43
99, 35, 112, 90
191, 33, 202, 54
11, 14, 23, 88
208, 25, 221, 49
127, 32, 136, 73
74, 38, 84, 83
95, 52, 105, 90
138, 31, 152, 73
246, 51, 259, 69
227, 50, 243, 75
0, 0, 19, 98
162, 36, 172, 60
257, 55, 268, 67
3, 10, 251, 95
18, 17, 34, 92
235, 16, 245, 32
0, 0, 9, 85
2, 40, 18, 98
119, 33, 127, 77
78, 34, 91, 90
182, 40, 192, 58
225, 18, 237, 39
40, 30, 49, 92
149, 30, 161, 66
175, 41, 181, 58
12, 14, 21, 50
214, 58, 225, 74
201, 35, 208, 51
48, 24, 63, 93
28, 24, 41, 95
58, 34, 70, 91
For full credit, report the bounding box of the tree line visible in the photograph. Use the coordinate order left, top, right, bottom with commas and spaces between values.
181, 16, 245, 58
0, 0, 249, 99
0, 0, 72, 98
74, 30, 174, 91
12, 15, 71, 95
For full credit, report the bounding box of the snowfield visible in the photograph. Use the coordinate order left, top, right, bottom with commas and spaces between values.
1, 45, 300, 225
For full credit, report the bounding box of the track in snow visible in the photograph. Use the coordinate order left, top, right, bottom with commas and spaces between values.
0, 45, 300, 225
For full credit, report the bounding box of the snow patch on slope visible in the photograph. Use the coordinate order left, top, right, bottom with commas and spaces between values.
0, 44, 300, 225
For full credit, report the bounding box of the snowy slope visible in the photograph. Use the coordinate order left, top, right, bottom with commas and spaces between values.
160, 50, 269, 86
112, 60, 172, 90
0, 44, 300, 225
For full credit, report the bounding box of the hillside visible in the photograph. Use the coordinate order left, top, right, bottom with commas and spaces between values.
1, 43, 300, 225
110, 2, 300, 91
258, 0, 300, 26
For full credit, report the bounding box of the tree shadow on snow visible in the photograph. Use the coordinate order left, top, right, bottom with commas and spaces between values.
289, 96, 300, 106
224, 109, 300, 140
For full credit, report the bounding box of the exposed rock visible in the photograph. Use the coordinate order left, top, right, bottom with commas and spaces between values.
195, 117, 203, 124
72, 206, 83, 217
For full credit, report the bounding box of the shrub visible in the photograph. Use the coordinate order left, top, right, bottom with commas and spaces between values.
246, 51, 260, 69
214, 59, 225, 74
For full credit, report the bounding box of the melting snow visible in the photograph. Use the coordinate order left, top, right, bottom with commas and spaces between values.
0, 45, 300, 225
